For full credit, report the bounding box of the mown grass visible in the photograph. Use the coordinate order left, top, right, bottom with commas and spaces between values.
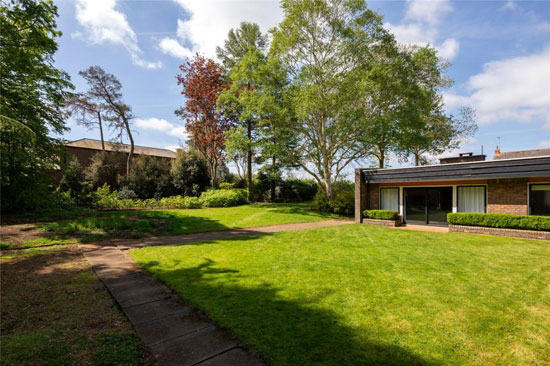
131, 225, 550, 366
37, 203, 340, 243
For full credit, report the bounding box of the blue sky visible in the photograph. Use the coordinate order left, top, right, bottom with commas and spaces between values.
53, 0, 550, 170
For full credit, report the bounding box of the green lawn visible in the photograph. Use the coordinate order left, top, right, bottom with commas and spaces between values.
36, 203, 340, 243
131, 225, 550, 366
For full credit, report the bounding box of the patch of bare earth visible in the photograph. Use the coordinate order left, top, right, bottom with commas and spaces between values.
1, 223, 64, 246
1, 245, 157, 365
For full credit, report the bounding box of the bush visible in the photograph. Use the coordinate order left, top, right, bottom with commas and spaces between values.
171, 148, 210, 197
277, 179, 318, 202
364, 210, 399, 220
447, 212, 550, 231
314, 181, 354, 215
199, 189, 247, 207
58, 158, 96, 206
219, 182, 233, 190
124, 155, 174, 199
85, 151, 121, 190
94, 185, 204, 210
118, 187, 138, 200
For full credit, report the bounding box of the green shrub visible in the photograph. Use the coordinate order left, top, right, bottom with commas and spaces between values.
364, 210, 399, 220
447, 212, 550, 231
199, 189, 247, 207
171, 148, 209, 197
124, 155, 174, 199
219, 182, 233, 190
85, 151, 121, 190
277, 179, 318, 202
314, 181, 354, 215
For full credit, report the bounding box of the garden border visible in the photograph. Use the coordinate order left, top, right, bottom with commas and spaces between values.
449, 224, 550, 240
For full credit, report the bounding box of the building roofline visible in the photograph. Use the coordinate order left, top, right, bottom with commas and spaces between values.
66, 138, 177, 154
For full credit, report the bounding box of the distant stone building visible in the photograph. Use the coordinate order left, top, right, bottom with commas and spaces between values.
64, 138, 177, 175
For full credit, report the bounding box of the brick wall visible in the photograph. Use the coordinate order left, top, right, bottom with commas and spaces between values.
367, 183, 380, 210
354, 170, 380, 223
487, 178, 528, 215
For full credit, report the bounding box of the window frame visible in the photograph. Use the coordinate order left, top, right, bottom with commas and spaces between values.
379, 187, 400, 212
528, 183, 550, 216
457, 185, 487, 213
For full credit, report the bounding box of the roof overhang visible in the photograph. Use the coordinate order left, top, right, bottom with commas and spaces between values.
360, 156, 550, 183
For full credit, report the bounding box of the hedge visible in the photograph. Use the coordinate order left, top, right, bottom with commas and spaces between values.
199, 189, 247, 207
447, 212, 550, 232
364, 210, 399, 220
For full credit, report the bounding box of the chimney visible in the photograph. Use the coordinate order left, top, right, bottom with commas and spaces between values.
439, 152, 486, 164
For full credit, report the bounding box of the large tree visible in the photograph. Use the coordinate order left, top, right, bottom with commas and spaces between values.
78, 66, 136, 175
65, 94, 106, 150
270, 0, 394, 198
0, 0, 73, 212
176, 54, 233, 186
216, 22, 271, 200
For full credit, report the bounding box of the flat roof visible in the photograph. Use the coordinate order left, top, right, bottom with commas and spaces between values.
359, 155, 550, 183
66, 138, 177, 159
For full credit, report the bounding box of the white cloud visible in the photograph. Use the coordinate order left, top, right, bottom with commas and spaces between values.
159, 38, 194, 59
159, 0, 282, 59
538, 140, 550, 148
135, 117, 188, 140
74, 0, 162, 69
445, 49, 550, 125
165, 145, 182, 152
405, 0, 452, 26
501, 0, 517, 11
385, 0, 459, 60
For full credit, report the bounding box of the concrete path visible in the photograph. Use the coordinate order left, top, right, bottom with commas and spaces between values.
81, 219, 352, 366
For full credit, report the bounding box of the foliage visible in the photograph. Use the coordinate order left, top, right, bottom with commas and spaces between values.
216, 21, 268, 71
176, 54, 233, 186
132, 224, 550, 366
219, 182, 233, 190
117, 186, 138, 200
170, 148, 210, 196
277, 179, 318, 202
123, 155, 174, 199
65, 94, 107, 149
447, 212, 550, 231
269, 0, 393, 198
84, 151, 121, 189
199, 189, 248, 207
78, 66, 136, 174
364, 210, 399, 220
314, 181, 355, 215
58, 157, 95, 206
0, 0, 73, 213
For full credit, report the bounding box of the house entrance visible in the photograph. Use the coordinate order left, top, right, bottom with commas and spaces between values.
404, 187, 453, 225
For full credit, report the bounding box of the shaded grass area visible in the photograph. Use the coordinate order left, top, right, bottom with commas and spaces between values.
131, 225, 550, 366
17, 203, 340, 245
1, 246, 156, 366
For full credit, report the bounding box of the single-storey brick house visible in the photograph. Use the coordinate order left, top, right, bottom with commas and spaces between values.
65, 138, 177, 175
355, 148, 550, 225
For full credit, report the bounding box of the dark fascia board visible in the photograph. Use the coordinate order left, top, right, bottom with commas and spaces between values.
361, 156, 550, 183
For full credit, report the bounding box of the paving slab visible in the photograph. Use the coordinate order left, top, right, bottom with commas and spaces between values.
114, 284, 172, 309
197, 348, 264, 366
150, 326, 237, 366
122, 297, 192, 325
134, 311, 212, 346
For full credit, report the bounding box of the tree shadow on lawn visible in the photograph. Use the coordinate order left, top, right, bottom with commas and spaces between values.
1, 247, 154, 365
140, 257, 438, 366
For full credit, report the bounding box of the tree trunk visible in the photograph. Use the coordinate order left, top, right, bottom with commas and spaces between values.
414, 152, 420, 166
270, 155, 276, 202
97, 111, 105, 151
246, 119, 253, 202
378, 149, 385, 168
123, 117, 134, 175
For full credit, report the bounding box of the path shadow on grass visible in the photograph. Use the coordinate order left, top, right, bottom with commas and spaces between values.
141, 258, 439, 366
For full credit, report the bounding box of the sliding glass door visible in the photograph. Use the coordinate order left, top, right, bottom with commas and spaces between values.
404, 187, 453, 224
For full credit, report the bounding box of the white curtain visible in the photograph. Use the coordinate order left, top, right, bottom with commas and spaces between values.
458, 186, 485, 213
380, 188, 399, 211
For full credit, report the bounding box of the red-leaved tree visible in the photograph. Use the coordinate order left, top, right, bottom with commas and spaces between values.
176, 54, 233, 186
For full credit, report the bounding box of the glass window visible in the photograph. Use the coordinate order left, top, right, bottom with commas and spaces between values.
530, 184, 550, 216
380, 188, 399, 211
458, 186, 486, 213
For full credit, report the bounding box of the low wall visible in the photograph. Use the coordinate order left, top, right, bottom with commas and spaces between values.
449, 224, 550, 240
363, 218, 401, 227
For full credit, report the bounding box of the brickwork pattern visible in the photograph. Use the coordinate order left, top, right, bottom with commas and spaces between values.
449, 224, 550, 240
362, 218, 401, 227
487, 178, 528, 215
